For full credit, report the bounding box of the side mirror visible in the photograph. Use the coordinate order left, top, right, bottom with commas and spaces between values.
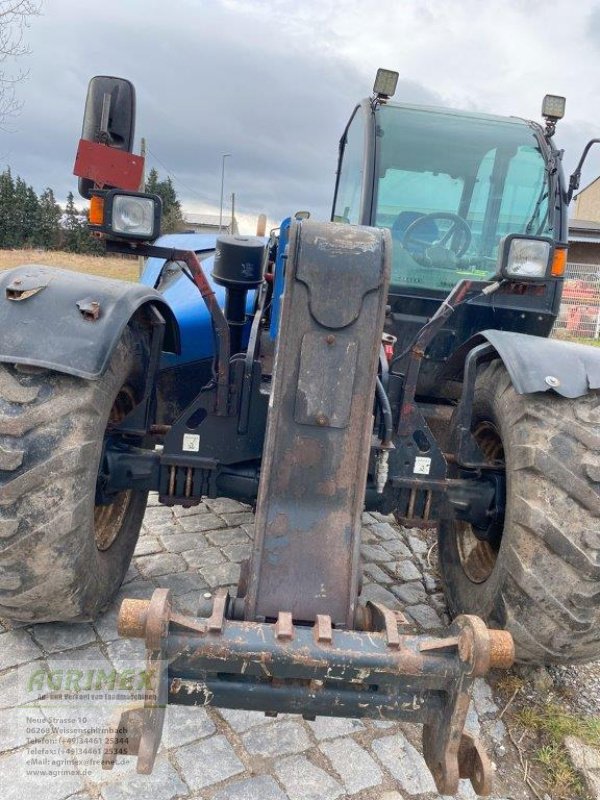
78, 76, 136, 198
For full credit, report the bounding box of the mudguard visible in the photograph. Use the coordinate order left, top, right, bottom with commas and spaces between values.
454, 329, 600, 399
0, 265, 179, 380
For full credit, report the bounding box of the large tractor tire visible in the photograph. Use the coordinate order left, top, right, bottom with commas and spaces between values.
0, 322, 150, 623
438, 360, 600, 665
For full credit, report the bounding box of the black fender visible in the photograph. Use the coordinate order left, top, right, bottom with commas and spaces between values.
0, 266, 180, 380
448, 329, 600, 399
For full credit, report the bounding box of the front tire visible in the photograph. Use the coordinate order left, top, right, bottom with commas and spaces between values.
0, 323, 150, 623
438, 360, 600, 665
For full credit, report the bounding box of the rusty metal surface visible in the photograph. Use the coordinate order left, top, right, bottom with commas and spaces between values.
103, 588, 172, 775
115, 588, 511, 794
244, 221, 391, 626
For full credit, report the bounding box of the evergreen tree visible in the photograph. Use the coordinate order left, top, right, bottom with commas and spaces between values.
12, 176, 31, 247
145, 169, 184, 234
36, 187, 61, 249
0, 168, 17, 247
63, 191, 82, 252
23, 186, 40, 246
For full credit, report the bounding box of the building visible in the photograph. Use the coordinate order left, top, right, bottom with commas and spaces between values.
181, 212, 239, 235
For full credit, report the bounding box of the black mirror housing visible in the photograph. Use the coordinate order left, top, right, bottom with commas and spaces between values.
79, 76, 136, 199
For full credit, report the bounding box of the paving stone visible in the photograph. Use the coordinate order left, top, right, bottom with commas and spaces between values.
106, 637, 146, 672
157, 531, 210, 553
471, 678, 499, 716
135, 552, 187, 578
173, 502, 212, 517
0, 705, 51, 752
371, 521, 398, 541
133, 535, 163, 556
275, 754, 343, 800
379, 793, 404, 800
218, 511, 255, 526
0, 665, 49, 709
178, 513, 227, 533
218, 707, 274, 732
154, 571, 209, 596
394, 559, 422, 582
162, 704, 216, 748
206, 527, 249, 548
423, 573, 441, 593
30, 623, 97, 654
212, 775, 288, 800
100, 755, 188, 800
200, 561, 241, 589
146, 492, 161, 507
320, 737, 382, 794
360, 583, 399, 608
362, 512, 379, 524
381, 539, 412, 558
205, 497, 250, 514
407, 533, 429, 555
372, 732, 437, 795
182, 546, 226, 570
363, 562, 392, 584
429, 591, 449, 616
360, 526, 377, 543
242, 719, 311, 757
307, 716, 364, 741
174, 734, 244, 790
391, 580, 427, 606
0, 629, 43, 670
222, 542, 252, 562
142, 506, 175, 524
405, 603, 442, 630
360, 543, 391, 562
0, 740, 86, 800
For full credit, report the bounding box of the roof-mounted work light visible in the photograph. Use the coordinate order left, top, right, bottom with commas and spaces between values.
373, 69, 399, 103
541, 94, 566, 137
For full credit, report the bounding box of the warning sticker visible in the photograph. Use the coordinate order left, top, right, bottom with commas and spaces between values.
413, 456, 432, 475
182, 433, 200, 452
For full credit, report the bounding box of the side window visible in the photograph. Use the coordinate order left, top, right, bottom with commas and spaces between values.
333, 110, 365, 224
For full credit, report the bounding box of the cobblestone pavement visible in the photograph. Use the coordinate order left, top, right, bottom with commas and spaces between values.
0, 495, 529, 800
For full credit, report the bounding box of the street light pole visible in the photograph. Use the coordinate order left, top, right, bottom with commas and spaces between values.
219, 153, 231, 232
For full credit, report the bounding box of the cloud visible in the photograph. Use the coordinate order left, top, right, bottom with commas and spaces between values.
2, 0, 600, 230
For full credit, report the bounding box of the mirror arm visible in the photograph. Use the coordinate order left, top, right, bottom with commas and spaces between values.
98, 92, 112, 145
566, 138, 600, 204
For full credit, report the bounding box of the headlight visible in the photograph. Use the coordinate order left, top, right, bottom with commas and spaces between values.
498, 235, 554, 281
88, 189, 162, 241
112, 195, 156, 237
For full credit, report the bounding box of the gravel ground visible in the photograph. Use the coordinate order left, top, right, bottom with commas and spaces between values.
0, 495, 597, 800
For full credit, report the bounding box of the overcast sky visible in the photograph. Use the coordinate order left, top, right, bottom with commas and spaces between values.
3, 0, 600, 231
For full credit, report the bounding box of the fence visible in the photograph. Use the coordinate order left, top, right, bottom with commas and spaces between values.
552, 261, 600, 341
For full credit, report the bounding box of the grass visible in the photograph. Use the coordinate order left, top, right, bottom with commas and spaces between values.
0, 248, 139, 282
495, 672, 597, 799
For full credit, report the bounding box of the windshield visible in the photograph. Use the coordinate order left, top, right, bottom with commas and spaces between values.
375, 105, 551, 291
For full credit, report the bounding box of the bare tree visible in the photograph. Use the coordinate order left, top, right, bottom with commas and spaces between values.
0, 0, 41, 127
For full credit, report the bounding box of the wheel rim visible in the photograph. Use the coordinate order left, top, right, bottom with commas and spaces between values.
94, 387, 136, 551
456, 421, 505, 584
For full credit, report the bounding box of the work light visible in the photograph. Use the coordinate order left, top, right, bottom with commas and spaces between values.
497, 234, 554, 281
542, 94, 566, 122
373, 69, 399, 100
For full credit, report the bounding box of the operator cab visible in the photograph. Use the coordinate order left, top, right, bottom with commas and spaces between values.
332, 99, 562, 295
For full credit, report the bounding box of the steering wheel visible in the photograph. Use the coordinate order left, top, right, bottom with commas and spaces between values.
402, 212, 472, 258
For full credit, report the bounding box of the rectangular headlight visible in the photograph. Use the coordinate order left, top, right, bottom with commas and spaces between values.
112, 194, 156, 237
498, 235, 554, 281
88, 189, 162, 241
